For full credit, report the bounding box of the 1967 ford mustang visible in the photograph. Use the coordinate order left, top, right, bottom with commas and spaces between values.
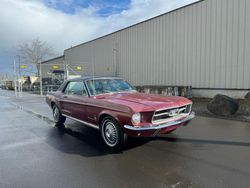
46, 76, 195, 149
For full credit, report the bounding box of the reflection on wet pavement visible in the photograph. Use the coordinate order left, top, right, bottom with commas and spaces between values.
1, 90, 250, 188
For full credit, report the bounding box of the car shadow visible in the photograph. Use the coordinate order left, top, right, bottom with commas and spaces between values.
46, 123, 151, 157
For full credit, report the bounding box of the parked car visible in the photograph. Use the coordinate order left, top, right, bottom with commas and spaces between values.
46, 76, 195, 149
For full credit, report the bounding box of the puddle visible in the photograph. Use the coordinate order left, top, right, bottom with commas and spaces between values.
11, 103, 55, 125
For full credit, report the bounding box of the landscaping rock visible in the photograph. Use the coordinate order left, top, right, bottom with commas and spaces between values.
238, 99, 250, 115
244, 92, 250, 100
207, 94, 239, 116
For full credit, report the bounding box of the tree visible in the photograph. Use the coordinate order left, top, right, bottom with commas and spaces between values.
17, 38, 55, 76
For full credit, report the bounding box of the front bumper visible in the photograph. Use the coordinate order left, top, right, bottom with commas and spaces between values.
124, 112, 195, 131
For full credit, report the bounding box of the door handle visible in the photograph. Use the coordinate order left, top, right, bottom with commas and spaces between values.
63, 96, 68, 98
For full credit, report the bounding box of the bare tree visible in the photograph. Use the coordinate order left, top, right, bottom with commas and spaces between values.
18, 38, 55, 75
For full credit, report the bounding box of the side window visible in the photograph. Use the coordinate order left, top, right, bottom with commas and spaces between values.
64, 81, 88, 96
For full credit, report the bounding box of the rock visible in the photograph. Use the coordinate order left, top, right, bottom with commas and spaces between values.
238, 99, 250, 115
244, 92, 250, 100
207, 94, 239, 116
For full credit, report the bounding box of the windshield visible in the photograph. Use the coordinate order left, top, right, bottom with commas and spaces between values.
85, 78, 135, 95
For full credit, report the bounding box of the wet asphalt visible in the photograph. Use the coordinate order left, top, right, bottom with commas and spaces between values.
0, 90, 250, 188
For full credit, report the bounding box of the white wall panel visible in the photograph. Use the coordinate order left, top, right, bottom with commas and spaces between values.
64, 0, 250, 89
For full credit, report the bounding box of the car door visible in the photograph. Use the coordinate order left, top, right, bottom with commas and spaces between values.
83, 79, 107, 125
60, 80, 89, 122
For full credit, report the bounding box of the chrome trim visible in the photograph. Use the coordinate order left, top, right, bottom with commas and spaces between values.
83, 81, 90, 97
124, 112, 195, 131
152, 113, 190, 124
152, 104, 192, 124
153, 107, 187, 117
153, 112, 171, 117
84, 80, 93, 97
63, 80, 90, 97
84, 77, 124, 81
178, 107, 188, 113
84, 78, 136, 97
153, 103, 192, 112
62, 114, 99, 130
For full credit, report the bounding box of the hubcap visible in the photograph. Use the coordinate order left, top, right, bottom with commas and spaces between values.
53, 106, 59, 122
103, 121, 118, 147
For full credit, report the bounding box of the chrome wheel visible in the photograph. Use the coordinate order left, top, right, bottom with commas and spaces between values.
102, 120, 118, 147
52, 104, 66, 127
53, 106, 60, 122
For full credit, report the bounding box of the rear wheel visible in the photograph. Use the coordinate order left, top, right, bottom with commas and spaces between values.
101, 117, 127, 150
52, 104, 66, 127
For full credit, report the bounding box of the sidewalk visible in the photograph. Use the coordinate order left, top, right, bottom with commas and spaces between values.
0, 90, 52, 121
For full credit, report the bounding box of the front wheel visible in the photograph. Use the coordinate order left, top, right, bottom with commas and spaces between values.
52, 105, 66, 127
101, 117, 127, 150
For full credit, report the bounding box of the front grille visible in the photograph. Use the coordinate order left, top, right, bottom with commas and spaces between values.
152, 104, 191, 123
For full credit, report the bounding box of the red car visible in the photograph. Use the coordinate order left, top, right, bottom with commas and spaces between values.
46, 77, 195, 149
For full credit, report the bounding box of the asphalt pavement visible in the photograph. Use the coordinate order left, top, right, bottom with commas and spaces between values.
0, 90, 250, 188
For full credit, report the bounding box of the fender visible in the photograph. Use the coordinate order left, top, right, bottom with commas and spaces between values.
98, 109, 132, 129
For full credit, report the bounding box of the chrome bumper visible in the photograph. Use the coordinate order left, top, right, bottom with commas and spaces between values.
124, 112, 195, 131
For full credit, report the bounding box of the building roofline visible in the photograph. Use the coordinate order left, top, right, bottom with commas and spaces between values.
41, 55, 64, 64
64, 0, 203, 52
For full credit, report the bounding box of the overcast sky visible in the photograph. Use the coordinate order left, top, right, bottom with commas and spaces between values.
0, 0, 198, 75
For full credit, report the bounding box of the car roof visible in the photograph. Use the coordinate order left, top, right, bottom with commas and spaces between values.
67, 76, 124, 82
58, 76, 124, 91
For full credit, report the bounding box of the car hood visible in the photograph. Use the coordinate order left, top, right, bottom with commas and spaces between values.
96, 92, 192, 112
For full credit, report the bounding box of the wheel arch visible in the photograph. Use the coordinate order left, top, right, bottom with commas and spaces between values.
99, 113, 116, 125
98, 111, 122, 127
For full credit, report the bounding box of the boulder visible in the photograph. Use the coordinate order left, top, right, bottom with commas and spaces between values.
207, 94, 239, 116
238, 99, 250, 115
244, 92, 250, 100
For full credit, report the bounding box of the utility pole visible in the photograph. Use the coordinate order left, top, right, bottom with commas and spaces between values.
18, 55, 21, 78
15, 55, 22, 97
18, 55, 23, 97
40, 57, 43, 96
13, 58, 17, 97
64, 60, 68, 81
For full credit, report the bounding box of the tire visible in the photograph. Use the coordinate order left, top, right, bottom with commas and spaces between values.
52, 104, 66, 127
100, 116, 127, 150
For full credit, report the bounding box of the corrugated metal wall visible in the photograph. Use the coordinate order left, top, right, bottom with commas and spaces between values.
41, 56, 64, 78
64, 36, 117, 77
64, 0, 250, 89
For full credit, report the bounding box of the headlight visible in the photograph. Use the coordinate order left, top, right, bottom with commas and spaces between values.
132, 113, 141, 124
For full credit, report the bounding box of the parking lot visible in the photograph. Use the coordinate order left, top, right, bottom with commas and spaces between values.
0, 90, 250, 188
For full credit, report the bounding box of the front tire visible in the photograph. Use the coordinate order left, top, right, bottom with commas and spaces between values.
100, 117, 127, 150
52, 104, 66, 127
